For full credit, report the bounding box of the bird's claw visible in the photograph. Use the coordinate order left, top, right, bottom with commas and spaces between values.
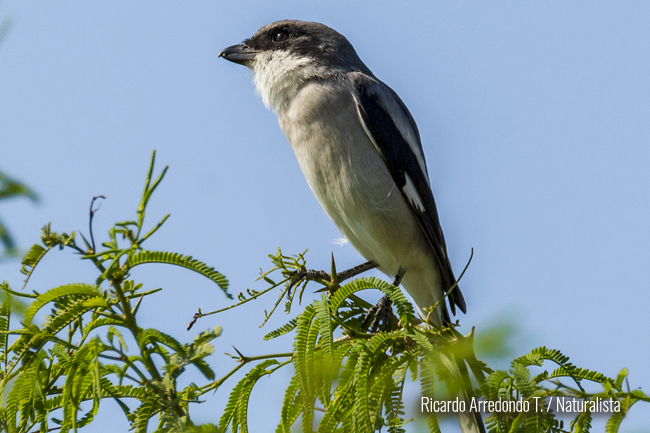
288, 260, 378, 296
288, 269, 331, 295
362, 295, 396, 333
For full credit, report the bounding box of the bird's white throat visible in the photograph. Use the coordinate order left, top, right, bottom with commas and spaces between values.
252, 50, 313, 113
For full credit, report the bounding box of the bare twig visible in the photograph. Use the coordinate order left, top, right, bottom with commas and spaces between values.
88, 195, 106, 253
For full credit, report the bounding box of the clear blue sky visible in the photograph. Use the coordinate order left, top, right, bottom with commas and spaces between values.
1, 1, 649, 432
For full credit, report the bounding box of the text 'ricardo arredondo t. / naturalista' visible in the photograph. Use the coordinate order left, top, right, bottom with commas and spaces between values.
421, 396, 621, 414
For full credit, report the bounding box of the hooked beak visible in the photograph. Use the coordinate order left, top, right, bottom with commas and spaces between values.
219, 44, 257, 66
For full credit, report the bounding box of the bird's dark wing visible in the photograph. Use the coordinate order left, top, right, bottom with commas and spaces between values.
352, 77, 466, 318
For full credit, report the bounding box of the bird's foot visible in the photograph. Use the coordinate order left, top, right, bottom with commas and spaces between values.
360, 268, 404, 333
361, 295, 396, 333
288, 257, 377, 295
288, 269, 331, 295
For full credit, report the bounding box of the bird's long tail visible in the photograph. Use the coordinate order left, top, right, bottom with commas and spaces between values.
419, 301, 485, 433
438, 347, 486, 433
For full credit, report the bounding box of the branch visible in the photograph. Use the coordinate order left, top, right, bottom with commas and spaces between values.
88, 195, 106, 254
196, 351, 293, 396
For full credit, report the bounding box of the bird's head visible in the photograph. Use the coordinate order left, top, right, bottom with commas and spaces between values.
220, 20, 370, 111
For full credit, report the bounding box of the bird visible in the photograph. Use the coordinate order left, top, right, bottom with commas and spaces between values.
219, 19, 466, 328
220, 20, 482, 432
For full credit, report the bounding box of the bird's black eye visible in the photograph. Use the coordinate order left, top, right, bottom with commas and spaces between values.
272, 31, 289, 42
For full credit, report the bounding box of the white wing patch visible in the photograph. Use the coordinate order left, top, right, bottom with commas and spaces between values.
403, 174, 425, 212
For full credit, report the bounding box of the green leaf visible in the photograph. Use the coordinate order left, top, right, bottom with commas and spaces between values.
0, 217, 16, 253
0, 290, 13, 364
83, 318, 127, 337
605, 397, 636, 433
19, 243, 52, 290
6, 354, 46, 432
512, 363, 535, 398
192, 326, 222, 346
171, 328, 221, 380
481, 370, 512, 402
572, 410, 592, 433
277, 375, 301, 433
0, 171, 37, 201
264, 317, 298, 341
419, 355, 441, 433
99, 381, 149, 401
42, 296, 109, 337
219, 359, 279, 433
543, 366, 608, 384
126, 251, 230, 298
292, 305, 318, 433
314, 294, 333, 362
329, 278, 377, 310
132, 396, 160, 433
137, 328, 185, 355
330, 277, 416, 328
513, 346, 567, 368
23, 283, 100, 325
614, 368, 627, 391
60, 337, 105, 432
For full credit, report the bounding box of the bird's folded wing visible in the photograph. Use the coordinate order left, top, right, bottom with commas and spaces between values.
352, 76, 466, 316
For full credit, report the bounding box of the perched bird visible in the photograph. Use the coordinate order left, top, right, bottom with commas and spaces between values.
220, 19, 482, 433
220, 19, 466, 327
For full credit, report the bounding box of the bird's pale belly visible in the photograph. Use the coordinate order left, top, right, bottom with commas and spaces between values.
277, 82, 445, 320
291, 132, 432, 279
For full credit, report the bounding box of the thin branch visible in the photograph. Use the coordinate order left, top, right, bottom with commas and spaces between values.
187, 282, 282, 330
196, 352, 293, 396
131, 293, 145, 316
88, 195, 106, 254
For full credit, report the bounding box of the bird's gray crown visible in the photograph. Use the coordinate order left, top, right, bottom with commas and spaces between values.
243, 20, 370, 73
220, 20, 374, 112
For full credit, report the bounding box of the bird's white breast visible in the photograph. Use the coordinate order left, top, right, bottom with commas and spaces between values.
276, 80, 433, 279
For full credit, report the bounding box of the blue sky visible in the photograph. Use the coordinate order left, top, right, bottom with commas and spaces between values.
1, 1, 649, 431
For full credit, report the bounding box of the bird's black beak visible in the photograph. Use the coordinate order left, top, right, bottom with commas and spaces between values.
219, 44, 257, 66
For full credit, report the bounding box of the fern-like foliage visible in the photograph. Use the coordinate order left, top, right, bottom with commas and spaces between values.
219, 359, 279, 432
22, 283, 102, 325
0, 170, 38, 260
264, 317, 298, 341
221, 251, 650, 433
478, 345, 650, 433
126, 251, 230, 298
0, 152, 229, 433
220, 260, 489, 433
2, 151, 647, 433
